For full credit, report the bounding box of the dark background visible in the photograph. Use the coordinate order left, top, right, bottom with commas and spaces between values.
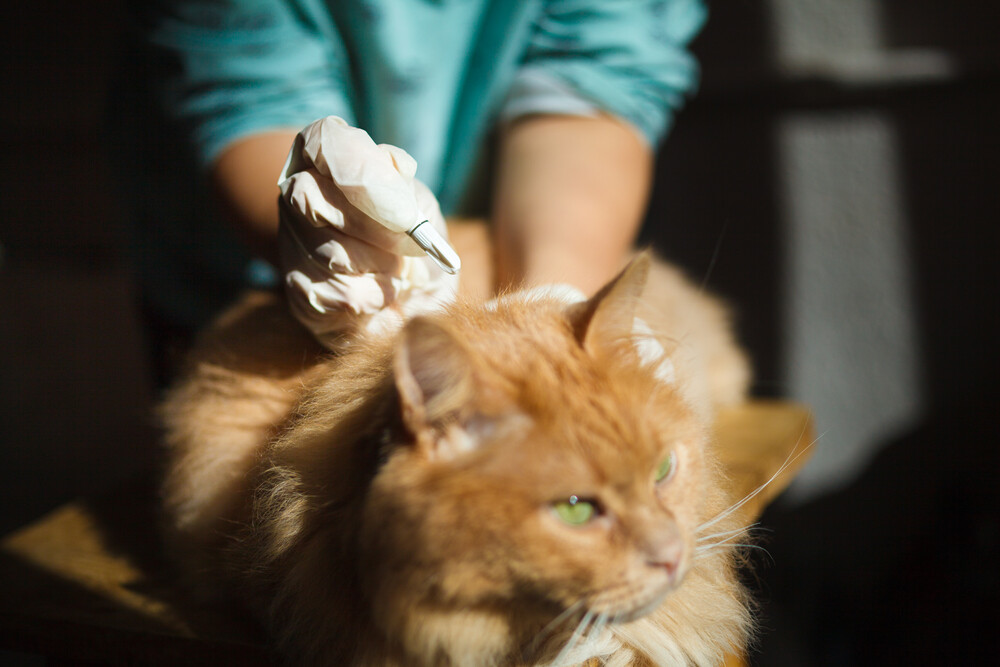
2, 1, 998, 664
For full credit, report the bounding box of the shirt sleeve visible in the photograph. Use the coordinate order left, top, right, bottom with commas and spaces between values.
499, 68, 601, 122
144, 0, 355, 168
503, 0, 708, 145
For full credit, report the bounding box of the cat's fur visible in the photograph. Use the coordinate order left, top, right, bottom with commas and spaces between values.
160, 246, 753, 666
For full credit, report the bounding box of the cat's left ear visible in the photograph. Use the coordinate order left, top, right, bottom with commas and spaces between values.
394, 316, 475, 439
570, 251, 651, 352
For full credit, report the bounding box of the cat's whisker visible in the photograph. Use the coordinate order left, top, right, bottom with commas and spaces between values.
551, 609, 595, 666
697, 427, 825, 533
699, 220, 730, 293
529, 600, 584, 655
695, 531, 765, 552
586, 611, 609, 644
696, 522, 758, 544
580, 612, 611, 660
694, 542, 773, 566
697, 542, 770, 554
695, 523, 772, 551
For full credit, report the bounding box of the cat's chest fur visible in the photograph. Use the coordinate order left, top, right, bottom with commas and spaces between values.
160, 253, 752, 666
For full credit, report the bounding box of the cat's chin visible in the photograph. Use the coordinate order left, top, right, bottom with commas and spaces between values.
586, 578, 679, 625
611, 593, 670, 624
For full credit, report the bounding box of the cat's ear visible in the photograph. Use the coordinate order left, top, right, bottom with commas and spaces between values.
570, 251, 651, 352
394, 316, 475, 436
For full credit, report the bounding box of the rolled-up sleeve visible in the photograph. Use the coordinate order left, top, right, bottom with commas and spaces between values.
145, 0, 354, 168
506, 0, 707, 145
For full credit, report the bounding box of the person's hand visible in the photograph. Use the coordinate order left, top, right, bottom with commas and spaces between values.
277, 117, 457, 349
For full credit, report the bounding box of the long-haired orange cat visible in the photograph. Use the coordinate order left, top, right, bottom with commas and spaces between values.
160, 247, 753, 666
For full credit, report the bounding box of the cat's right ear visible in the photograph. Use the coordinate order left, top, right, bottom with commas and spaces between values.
394, 316, 474, 439
570, 251, 651, 352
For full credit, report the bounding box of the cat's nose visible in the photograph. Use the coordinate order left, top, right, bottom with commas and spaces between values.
644, 534, 684, 580
646, 545, 682, 577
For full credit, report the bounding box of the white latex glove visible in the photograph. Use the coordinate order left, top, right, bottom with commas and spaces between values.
277, 117, 458, 349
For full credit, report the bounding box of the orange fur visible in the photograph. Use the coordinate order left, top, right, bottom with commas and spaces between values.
160, 248, 753, 666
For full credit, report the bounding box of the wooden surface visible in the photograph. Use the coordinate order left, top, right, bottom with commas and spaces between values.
0, 400, 812, 665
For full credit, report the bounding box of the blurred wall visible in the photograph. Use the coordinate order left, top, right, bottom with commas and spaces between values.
643, 0, 999, 500
641, 2, 999, 662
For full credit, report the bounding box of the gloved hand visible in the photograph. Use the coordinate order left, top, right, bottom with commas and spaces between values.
277, 117, 458, 349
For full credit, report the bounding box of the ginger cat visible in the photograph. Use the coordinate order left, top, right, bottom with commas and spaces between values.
160, 238, 753, 666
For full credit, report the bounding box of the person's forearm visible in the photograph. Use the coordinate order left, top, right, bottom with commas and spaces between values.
210, 130, 300, 265
492, 114, 654, 296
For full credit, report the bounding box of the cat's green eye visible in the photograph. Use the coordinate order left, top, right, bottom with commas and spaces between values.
655, 451, 677, 483
553, 495, 596, 525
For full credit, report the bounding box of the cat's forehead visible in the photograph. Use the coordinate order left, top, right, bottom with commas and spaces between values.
458, 298, 699, 451
513, 359, 695, 457
534, 379, 692, 446
471, 387, 698, 501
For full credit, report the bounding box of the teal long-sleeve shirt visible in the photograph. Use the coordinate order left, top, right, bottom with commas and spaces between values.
117, 0, 706, 330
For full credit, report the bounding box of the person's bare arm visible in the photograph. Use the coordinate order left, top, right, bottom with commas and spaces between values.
209, 116, 654, 300
210, 130, 299, 265
492, 114, 654, 296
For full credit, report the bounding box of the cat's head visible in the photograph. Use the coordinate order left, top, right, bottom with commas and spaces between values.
361, 254, 714, 649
